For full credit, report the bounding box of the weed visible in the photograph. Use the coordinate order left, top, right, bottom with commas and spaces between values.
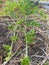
2, 0, 42, 65
3, 44, 11, 61
21, 56, 30, 65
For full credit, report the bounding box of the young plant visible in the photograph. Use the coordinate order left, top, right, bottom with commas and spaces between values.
3, 0, 40, 64
3, 44, 11, 61
15, 0, 39, 65
3, 22, 19, 61
21, 56, 30, 65
8, 23, 19, 53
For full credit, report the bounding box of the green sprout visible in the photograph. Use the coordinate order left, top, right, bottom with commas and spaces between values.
3, 44, 11, 61
25, 29, 35, 44
3, 44, 11, 51
21, 56, 30, 65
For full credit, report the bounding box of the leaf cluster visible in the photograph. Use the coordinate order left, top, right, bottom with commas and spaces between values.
16, 0, 39, 15
11, 35, 19, 41
21, 56, 30, 65
3, 44, 11, 51
3, 0, 17, 17
8, 24, 15, 30
3, 44, 11, 61
26, 19, 40, 27
25, 29, 35, 44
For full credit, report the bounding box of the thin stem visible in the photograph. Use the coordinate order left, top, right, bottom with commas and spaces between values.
24, 15, 28, 57
10, 21, 17, 54
10, 27, 16, 54
10, 17, 21, 54
26, 43, 28, 57
10, 41, 13, 54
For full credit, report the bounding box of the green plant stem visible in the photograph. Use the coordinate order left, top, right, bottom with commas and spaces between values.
10, 22, 17, 54
10, 31, 15, 54
26, 43, 28, 57
24, 15, 28, 57
10, 17, 20, 54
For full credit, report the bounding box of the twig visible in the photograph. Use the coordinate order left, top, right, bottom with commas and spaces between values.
41, 53, 49, 65
31, 55, 45, 58
39, 48, 47, 55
